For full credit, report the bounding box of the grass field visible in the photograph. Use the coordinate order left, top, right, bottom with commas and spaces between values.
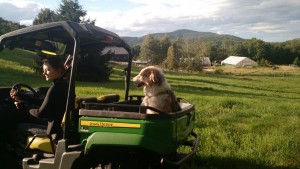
1, 49, 300, 169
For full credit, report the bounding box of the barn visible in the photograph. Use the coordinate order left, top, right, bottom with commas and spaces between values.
221, 56, 258, 67
102, 47, 129, 62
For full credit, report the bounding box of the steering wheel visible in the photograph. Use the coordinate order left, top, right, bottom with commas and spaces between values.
12, 83, 38, 102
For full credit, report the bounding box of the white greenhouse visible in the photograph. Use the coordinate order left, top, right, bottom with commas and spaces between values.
221, 56, 258, 67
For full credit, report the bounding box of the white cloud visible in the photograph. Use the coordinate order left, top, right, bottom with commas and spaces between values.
0, 0, 44, 25
90, 0, 230, 36
19, 20, 34, 26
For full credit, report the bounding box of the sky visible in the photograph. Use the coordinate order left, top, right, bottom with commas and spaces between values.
0, 0, 300, 42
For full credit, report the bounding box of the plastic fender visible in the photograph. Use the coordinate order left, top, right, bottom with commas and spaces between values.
84, 132, 176, 155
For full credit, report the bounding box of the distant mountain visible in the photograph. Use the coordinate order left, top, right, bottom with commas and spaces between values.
122, 29, 245, 46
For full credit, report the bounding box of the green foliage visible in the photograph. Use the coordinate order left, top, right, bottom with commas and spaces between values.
33, 8, 59, 25
214, 67, 224, 74
139, 34, 161, 64
58, 0, 86, 22
163, 40, 183, 70
76, 47, 113, 82
131, 45, 141, 60
159, 35, 172, 63
32, 0, 95, 25
32, 54, 44, 76
187, 39, 211, 58
293, 57, 300, 66
229, 38, 300, 65
0, 17, 25, 35
163, 45, 176, 69
129, 30, 300, 70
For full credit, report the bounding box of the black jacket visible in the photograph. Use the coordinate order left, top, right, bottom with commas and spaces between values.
29, 78, 69, 140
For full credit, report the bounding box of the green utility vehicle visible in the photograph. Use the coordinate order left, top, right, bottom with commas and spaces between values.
0, 21, 199, 169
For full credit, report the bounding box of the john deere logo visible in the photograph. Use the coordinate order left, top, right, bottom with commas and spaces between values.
80, 120, 141, 128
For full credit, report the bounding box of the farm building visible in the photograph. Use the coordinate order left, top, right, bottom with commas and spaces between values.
102, 47, 129, 62
221, 56, 258, 67
199, 57, 212, 66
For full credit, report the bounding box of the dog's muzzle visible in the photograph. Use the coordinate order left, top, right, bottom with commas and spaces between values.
132, 76, 145, 87
136, 82, 145, 88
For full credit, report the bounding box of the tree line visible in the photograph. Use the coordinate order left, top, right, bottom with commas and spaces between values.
0, 17, 25, 35
132, 34, 300, 71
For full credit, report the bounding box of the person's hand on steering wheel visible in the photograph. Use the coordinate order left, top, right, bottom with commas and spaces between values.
10, 83, 39, 109
10, 88, 22, 109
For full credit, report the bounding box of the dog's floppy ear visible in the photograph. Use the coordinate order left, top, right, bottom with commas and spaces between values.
149, 68, 163, 86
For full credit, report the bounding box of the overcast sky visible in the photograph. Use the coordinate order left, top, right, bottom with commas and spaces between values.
0, 0, 300, 42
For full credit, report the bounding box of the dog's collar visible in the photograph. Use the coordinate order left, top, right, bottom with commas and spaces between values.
145, 90, 172, 98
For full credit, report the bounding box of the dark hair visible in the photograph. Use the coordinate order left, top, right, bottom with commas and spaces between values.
43, 57, 64, 70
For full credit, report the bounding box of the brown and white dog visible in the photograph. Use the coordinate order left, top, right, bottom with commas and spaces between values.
132, 66, 181, 114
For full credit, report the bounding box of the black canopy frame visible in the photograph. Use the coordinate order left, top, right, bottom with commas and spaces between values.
0, 21, 133, 140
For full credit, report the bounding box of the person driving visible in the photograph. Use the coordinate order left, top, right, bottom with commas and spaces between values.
10, 56, 69, 145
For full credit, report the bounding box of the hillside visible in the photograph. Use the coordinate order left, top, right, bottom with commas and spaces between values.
122, 29, 245, 46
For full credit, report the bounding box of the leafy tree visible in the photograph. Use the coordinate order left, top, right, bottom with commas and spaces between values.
159, 35, 172, 63
293, 57, 300, 66
163, 39, 184, 70
33, 0, 95, 24
77, 47, 113, 82
164, 45, 176, 70
215, 47, 228, 61
254, 40, 270, 62
229, 43, 246, 56
131, 45, 141, 60
33, 8, 59, 25
258, 58, 270, 66
189, 39, 210, 59
207, 43, 218, 63
57, 0, 87, 22
283, 39, 300, 64
139, 34, 161, 65
268, 42, 293, 64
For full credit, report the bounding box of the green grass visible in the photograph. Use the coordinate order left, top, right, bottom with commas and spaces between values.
171, 70, 300, 169
0, 48, 49, 86
1, 49, 300, 169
